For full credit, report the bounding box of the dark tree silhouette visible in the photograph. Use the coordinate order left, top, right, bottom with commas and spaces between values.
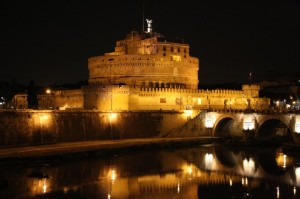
27, 80, 38, 109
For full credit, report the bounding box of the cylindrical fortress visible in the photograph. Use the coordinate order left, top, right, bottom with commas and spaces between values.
88, 31, 199, 89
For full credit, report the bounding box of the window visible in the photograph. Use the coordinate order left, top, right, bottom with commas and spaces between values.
172, 55, 181, 62
163, 46, 166, 51
171, 47, 173, 52
160, 98, 166, 103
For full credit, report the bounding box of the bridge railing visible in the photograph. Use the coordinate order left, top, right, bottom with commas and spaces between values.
204, 108, 300, 115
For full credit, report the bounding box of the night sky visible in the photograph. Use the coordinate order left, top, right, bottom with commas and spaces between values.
1, 0, 300, 86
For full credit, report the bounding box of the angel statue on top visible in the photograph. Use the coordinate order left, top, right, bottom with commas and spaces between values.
146, 19, 152, 33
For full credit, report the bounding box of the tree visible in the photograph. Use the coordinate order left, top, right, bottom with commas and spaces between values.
27, 80, 38, 109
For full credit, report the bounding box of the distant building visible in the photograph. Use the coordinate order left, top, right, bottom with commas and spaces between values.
258, 71, 300, 111
12, 93, 28, 109
12, 23, 269, 111
13, 89, 83, 110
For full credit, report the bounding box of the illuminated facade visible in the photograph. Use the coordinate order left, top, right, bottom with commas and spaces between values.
83, 30, 268, 111
12, 28, 270, 111
12, 89, 83, 110
88, 31, 198, 89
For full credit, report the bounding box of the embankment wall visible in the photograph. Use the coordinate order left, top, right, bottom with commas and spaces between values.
0, 110, 208, 146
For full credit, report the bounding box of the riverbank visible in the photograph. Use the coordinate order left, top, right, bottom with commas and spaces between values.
0, 137, 220, 161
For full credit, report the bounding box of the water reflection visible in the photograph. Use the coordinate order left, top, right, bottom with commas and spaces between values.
1, 145, 300, 198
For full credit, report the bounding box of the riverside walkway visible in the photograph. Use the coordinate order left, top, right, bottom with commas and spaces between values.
0, 137, 219, 160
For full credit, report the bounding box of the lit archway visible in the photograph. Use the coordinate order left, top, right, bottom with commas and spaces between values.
214, 117, 241, 138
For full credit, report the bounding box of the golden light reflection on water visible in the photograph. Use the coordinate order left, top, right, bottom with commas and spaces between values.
295, 167, 300, 186
177, 182, 180, 193
242, 158, 255, 177
204, 153, 214, 170
30, 178, 51, 196
4, 147, 300, 199
276, 152, 293, 169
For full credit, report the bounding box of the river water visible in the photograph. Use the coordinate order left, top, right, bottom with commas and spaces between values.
1, 144, 300, 199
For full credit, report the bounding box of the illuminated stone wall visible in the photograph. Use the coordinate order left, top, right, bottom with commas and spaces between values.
12, 93, 28, 109
12, 84, 269, 112
88, 31, 199, 89
83, 85, 270, 111
0, 110, 197, 146
88, 55, 199, 89
242, 84, 260, 98
52, 89, 84, 110
13, 90, 84, 110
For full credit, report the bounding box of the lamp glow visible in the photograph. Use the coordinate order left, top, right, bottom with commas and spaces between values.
243, 114, 255, 130
243, 158, 255, 176
295, 124, 300, 133
205, 113, 214, 128
183, 110, 193, 117
205, 153, 214, 170
109, 113, 117, 122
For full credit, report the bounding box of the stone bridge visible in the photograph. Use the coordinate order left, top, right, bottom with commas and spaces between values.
206, 110, 300, 142
174, 110, 300, 143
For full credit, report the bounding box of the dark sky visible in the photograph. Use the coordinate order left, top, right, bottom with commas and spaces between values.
1, 0, 300, 86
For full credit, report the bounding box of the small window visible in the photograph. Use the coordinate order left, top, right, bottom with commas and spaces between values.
178, 48, 180, 52
163, 46, 166, 51
171, 47, 173, 52
160, 98, 166, 103
184, 49, 187, 53
163, 53, 166, 56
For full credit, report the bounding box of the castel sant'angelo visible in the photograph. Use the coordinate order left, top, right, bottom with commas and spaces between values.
13, 20, 269, 111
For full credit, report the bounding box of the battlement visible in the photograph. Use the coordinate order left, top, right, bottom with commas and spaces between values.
137, 87, 244, 97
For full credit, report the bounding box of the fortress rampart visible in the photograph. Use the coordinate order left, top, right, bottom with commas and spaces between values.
82, 85, 269, 111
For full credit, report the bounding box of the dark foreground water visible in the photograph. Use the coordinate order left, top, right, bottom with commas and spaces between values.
1, 144, 300, 199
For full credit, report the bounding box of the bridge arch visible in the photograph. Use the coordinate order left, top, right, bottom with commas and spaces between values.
256, 117, 293, 142
213, 114, 243, 138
